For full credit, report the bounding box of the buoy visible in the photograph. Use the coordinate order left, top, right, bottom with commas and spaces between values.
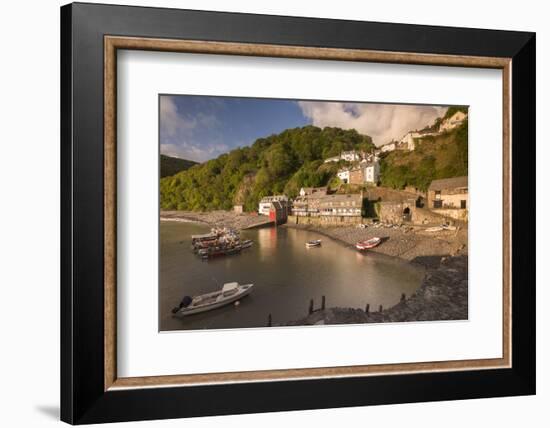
234, 301, 240, 307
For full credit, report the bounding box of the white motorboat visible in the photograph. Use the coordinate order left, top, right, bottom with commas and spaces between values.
172, 282, 254, 316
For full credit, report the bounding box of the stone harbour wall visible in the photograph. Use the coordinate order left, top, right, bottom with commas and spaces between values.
287, 214, 363, 226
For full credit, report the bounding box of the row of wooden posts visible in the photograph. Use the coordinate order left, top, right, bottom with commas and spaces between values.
267, 293, 407, 327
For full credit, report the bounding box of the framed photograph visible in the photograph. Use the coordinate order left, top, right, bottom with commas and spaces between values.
61, 2, 535, 424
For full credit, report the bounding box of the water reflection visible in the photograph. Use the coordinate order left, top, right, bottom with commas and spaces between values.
160, 222, 424, 331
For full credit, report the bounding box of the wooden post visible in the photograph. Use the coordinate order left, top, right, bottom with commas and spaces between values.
268, 313, 272, 327
379, 304, 383, 312
401, 293, 406, 302
365, 304, 370, 314
309, 299, 314, 314
321, 295, 326, 310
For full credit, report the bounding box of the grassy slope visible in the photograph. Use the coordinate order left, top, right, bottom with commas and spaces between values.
380, 119, 468, 191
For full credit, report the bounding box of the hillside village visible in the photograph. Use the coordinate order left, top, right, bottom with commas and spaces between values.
250, 108, 469, 227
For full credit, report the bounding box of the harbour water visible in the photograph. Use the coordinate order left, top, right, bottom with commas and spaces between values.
160, 221, 425, 331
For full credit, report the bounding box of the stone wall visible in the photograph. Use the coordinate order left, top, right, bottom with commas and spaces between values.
431, 208, 468, 221
378, 199, 416, 223
349, 168, 363, 185
288, 214, 363, 226
412, 207, 447, 224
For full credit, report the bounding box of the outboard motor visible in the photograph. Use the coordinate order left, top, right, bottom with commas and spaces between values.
171, 295, 193, 314
180, 295, 193, 308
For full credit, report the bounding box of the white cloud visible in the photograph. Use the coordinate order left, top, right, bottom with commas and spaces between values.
298, 101, 447, 146
160, 96, 226, 162
160, 96, 197, 137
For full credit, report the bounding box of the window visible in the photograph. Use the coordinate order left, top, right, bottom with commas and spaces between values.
434, 200, 443, 209
435, 190, 441, 200
461, 200, 467, 209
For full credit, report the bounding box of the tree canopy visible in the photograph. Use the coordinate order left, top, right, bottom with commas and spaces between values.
160, 126, 375, 211
160, 154, 198, 178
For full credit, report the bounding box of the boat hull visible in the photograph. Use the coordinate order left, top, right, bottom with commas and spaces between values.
176, 284, 254, 316
355, 238, 382, 250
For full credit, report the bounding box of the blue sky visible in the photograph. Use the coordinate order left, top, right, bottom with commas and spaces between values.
160, 96, 309, 162
160, 95, 447, 162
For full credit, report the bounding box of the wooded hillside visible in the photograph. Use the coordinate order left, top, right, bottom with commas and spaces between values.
160, 126, 374, 211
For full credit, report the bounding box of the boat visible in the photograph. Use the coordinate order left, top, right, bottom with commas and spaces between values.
355, 237, 382, 250
172, 282, 254, 316
199, 245, 242, 259
305, 239, 322, 248
191, 232, 218, 245
425, 226, 444, 232
442, 224, 457, 231
241, 239, 253, 249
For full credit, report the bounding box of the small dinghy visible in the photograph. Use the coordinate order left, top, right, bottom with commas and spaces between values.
305, 239, 322, 248
172, 282, 254, 316
355, 237, 382, 251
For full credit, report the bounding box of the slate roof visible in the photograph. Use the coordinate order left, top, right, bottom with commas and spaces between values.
429, 176, 468, 191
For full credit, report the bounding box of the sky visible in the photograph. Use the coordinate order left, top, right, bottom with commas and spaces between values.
160, 95, 448, 162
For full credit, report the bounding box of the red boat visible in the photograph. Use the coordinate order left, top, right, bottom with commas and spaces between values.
355, 237, 382, 251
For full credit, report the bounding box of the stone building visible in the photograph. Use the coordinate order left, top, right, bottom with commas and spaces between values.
291, 195, 321, 217
348, 166, 364, 185
299, 186, 328, 197
337, 159, 380, 186
426, 176, 468, 221
318, 194, 362, 218
291, 193, 363, 223
378, 198, 417, 223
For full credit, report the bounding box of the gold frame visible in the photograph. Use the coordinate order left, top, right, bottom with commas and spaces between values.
104, 36, 512, 391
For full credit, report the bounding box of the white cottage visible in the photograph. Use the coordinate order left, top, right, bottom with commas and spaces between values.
337, 168, 350, 184
380, 142, 397, 153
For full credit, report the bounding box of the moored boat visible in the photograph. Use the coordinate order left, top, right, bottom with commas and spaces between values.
355, 237, 382, 250
199, 245, 242, 259
241, 239, 253, 249
172, 282, 254, 316
191, 232, 218, 244
305, 239, 322, 248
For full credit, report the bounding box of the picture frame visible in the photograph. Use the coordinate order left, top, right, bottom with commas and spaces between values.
60, 2, 535, 424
